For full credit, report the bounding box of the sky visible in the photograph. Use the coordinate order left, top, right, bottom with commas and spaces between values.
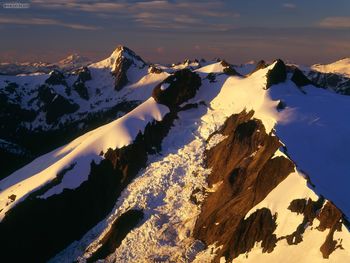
0, 0, 350, 65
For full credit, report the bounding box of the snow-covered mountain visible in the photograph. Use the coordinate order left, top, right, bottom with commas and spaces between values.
0, 45, 169, 179
0, 54, 92, 75
0, 48, 350, 263
57, 54, 92, 71
297, 58, 350, 95
0, 61, 57, 75
311, 58, 350, 77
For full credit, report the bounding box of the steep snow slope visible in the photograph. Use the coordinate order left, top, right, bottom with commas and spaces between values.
270, 81, 350, 216
0, 97, 169, 219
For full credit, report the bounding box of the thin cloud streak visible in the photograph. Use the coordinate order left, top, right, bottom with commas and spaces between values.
282, 3, 296, 9
0, 17, 100, 30
319, 17, 350, 28
31, 0, 240, 30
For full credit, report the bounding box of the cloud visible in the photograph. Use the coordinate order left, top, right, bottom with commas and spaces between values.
0, 17, 100, 30
282, 3, 296, 9
31, 0, 240, 31
31, 0, 127, 12
319, 17, 350, 28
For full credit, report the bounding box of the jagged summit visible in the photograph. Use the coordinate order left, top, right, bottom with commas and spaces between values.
90, 45, 147, 91
93, 45, 146, 70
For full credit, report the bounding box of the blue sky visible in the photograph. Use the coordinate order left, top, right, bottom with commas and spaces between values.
0, 0, 350, 64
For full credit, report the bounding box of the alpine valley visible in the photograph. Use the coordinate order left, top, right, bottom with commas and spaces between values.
0, 46, 350, 263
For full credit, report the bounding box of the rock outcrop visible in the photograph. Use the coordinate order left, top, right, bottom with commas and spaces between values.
250, 60, 268, 75
86, 210, 144, 262
152, 69, 201, 109
45, 69, 67, 86
307, 70, 350, 95
111, 46, 146, 91
286, 198, 346, 258
73, 67, 92, 100
220, 60, 241, 76
194, 110, 294, 262
291, 68, 313, 88
38, 85, 80, 124
266, 59, 287, 89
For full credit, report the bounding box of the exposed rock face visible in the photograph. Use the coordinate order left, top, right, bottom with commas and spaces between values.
45, 69, 67, 86
291, 68, 313, 87
113, 56, 132, 91
307, 70, 350, 95
229, 208, 277, 257
37, 85, 80, 124
276, 100, 286, 111
286, 198, 345, 258
206, 73, 216, 83
76, 66, 92, 82
86, 210, 144, 262
73, 67, 92, 100
149, 65, 163, 74
0, 93, 36, 126
220, 60, 241, 76
73, 82, 89, 100
112, 46, 146, 91
152, 69, 201, 109
194, 110, 294, 262
318, 202, 344, 258
266, 59, 287, 89
250, 60, 268, 75
45, 95, 79, 124
285, 197, 324, 245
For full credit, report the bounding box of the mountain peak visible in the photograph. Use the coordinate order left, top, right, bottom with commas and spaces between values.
93, 45, 146, 71
109, 45, 145, 64
58, 53, 90, 64
57, 54, 91, 71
